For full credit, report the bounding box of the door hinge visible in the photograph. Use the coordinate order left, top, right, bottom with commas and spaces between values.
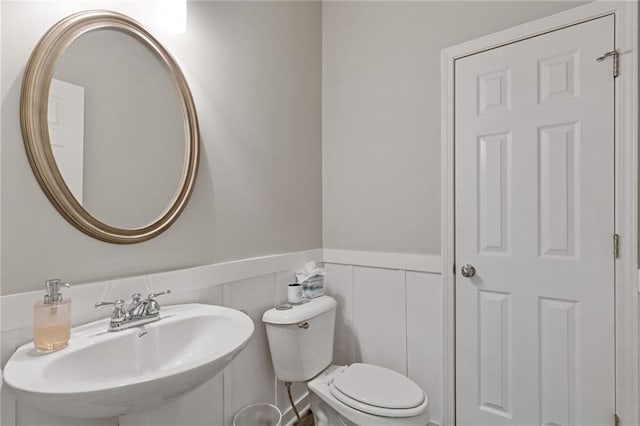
453, 263, 456, 274
613, 234, 620, 258
597, 49, 619, 78
615, 413, 621, 426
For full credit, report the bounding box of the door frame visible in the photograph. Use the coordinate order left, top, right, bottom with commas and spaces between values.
440, 2, 638, 425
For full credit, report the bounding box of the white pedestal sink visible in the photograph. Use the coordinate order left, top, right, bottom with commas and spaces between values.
3, 303, 254, 420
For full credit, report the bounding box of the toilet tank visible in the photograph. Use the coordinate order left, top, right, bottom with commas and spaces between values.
262, 296, 337, 382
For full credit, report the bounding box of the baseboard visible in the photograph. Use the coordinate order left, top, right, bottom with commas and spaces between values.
323, 249, 441, 273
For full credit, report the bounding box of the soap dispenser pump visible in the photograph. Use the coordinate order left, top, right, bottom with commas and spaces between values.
33, 279, 71, 351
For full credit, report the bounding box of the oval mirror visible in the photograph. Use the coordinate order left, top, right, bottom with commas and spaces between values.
20, 10, 199, 244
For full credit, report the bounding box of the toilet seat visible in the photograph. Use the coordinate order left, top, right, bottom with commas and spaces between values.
328, 363, 427, 418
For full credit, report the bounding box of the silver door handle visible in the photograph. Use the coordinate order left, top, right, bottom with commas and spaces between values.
460, 264, 476, 278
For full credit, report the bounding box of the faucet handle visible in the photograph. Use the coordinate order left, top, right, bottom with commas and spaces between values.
144, 290, 171, 316
95, 299, 126, 321
146, 289, 171, 300
95, 299, 125, 309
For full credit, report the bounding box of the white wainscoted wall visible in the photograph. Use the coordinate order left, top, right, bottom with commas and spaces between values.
0, 249, 445, 426
0, 250, 322, 426
323, 251, 443, 426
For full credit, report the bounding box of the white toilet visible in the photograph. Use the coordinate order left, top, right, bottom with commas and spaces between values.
262, 296, 430, 426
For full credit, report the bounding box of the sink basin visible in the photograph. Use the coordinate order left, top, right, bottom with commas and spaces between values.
3, 303, 254, 418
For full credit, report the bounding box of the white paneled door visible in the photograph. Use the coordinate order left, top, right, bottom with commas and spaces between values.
455, 16, 615, 426
48, 78, 85, 203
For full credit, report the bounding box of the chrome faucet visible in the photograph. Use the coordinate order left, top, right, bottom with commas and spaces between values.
95, 290, 171, 332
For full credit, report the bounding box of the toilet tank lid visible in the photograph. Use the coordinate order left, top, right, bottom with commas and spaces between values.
263, 296, 337, 325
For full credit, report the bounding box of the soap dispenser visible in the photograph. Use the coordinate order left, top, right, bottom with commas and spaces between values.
33, 279, 71, 351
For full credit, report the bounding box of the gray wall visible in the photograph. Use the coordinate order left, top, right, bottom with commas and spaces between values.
1, 1, 322, 295
322, 0, 587, 255
1, 1, 589, 295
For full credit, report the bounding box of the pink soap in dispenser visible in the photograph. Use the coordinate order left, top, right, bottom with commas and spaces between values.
33, 279, 71, 351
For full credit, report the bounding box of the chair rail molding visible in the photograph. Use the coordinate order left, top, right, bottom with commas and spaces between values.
323, 249, 441, 274
441, 1, 638, 425
0, 249, 323, 332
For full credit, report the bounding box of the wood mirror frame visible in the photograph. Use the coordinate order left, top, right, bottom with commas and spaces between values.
20, 10, 199, 244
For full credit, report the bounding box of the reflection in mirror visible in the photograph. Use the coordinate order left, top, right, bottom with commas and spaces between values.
48, 78, 85, 203
49, 29, 185, 229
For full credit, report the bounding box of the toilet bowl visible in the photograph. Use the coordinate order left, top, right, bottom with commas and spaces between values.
308, 364, 430, 426
262, 296, 430, 426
